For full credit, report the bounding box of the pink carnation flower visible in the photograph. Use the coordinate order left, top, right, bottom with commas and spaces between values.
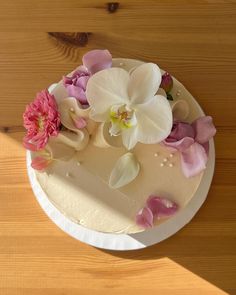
23, 89, 61, 150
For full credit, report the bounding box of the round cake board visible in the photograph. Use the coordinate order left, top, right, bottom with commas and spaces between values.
26, 82, 215, 250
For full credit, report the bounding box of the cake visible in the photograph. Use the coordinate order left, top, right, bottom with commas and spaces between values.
23, 49, 216, 234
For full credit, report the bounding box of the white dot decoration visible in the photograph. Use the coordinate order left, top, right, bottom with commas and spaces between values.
70, 107, 74, 112
160, 163, 164, 167
163, 158, 168, 162
66, 172, 70, 177
77, 161, 81, 166
154, 152, 159, 157
169, 163, 174, 167
119, 62, 124, 66
169, 153, 173, 158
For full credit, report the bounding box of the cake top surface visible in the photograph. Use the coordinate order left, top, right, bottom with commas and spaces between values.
23, 50, 216, 233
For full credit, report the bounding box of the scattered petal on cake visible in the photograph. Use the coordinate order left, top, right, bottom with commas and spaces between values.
147, 195, 179, 219
180, 142, 208, 178
109, 153, 140, 189
192, 116, 216, 144
31, 156, 50, 171
136, 207, 154, 228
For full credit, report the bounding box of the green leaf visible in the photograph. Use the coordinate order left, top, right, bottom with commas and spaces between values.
167, 93, 173, 101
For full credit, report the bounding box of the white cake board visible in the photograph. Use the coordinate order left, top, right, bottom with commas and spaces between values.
26, 81, 215, 251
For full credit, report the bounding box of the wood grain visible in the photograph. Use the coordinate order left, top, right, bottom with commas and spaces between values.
0, 1, 236, 294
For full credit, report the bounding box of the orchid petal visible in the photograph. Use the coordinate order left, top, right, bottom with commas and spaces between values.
181, 142, 208, 178
86, 68, 130, 122
135, 95, 173, 145
136, 207, 153, 229
192, 116, 216, 144
82, 49, 112, 74
121, 125, 139, 150
128, 63, 162, 104
147, 196, 178, 219
109, 152, 140, 189
92, 122, 122, 148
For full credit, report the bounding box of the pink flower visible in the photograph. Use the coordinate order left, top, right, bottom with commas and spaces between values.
23, 89, 61, 151
136, 195, 179, 229
163, 116, 216, 177
63, 49, 112, 105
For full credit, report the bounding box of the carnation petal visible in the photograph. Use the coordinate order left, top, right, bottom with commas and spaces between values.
31, 156, 50, 171
128, 63, 162, 104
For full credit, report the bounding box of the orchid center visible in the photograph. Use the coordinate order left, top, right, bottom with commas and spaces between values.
109, 104, 137, 136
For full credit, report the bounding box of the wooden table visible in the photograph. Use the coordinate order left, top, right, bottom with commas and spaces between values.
0, 1, 236, 294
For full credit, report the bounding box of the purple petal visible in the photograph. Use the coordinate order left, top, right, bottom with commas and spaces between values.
147, 196, 178, 219
76, 76, 90, 90
180, 142, 208, 178
163, 137, 195, 152
192, 116, 216, 144
170, 121, 195, 140
136, 207, 154, 229
82, 49, 112, 74
66, 85, 88, 104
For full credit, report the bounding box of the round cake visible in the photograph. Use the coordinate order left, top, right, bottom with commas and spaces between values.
23, 50, 216, 234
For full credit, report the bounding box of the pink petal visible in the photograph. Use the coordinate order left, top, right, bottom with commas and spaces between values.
136, 207, 154, 229
192, 116, 216, 144
23, 138, 38, 151
180, 142, 208, 178
73, 117, 87, 129
169, 121, 195, 140
147, 196, 178, 219
66, 85, 88, 104
163, 137, 195, 152
82, 49, 112, 74
31, 156, 50, 171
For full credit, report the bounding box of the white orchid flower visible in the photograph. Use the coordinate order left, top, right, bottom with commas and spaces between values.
86, 63, 173, 150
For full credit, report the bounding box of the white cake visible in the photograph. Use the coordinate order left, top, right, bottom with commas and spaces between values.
23, 50, 216, 234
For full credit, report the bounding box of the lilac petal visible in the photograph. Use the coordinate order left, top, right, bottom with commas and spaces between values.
76, 76, 90, 90
147, 196, 178, 219
170, 121, 195, 140
136, 207, 154, 229
82, 49, 112, 74
180, 142, 208, 178
192, 116, 216, 144
66, 85, 88, 104
163, 137, 195, 152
